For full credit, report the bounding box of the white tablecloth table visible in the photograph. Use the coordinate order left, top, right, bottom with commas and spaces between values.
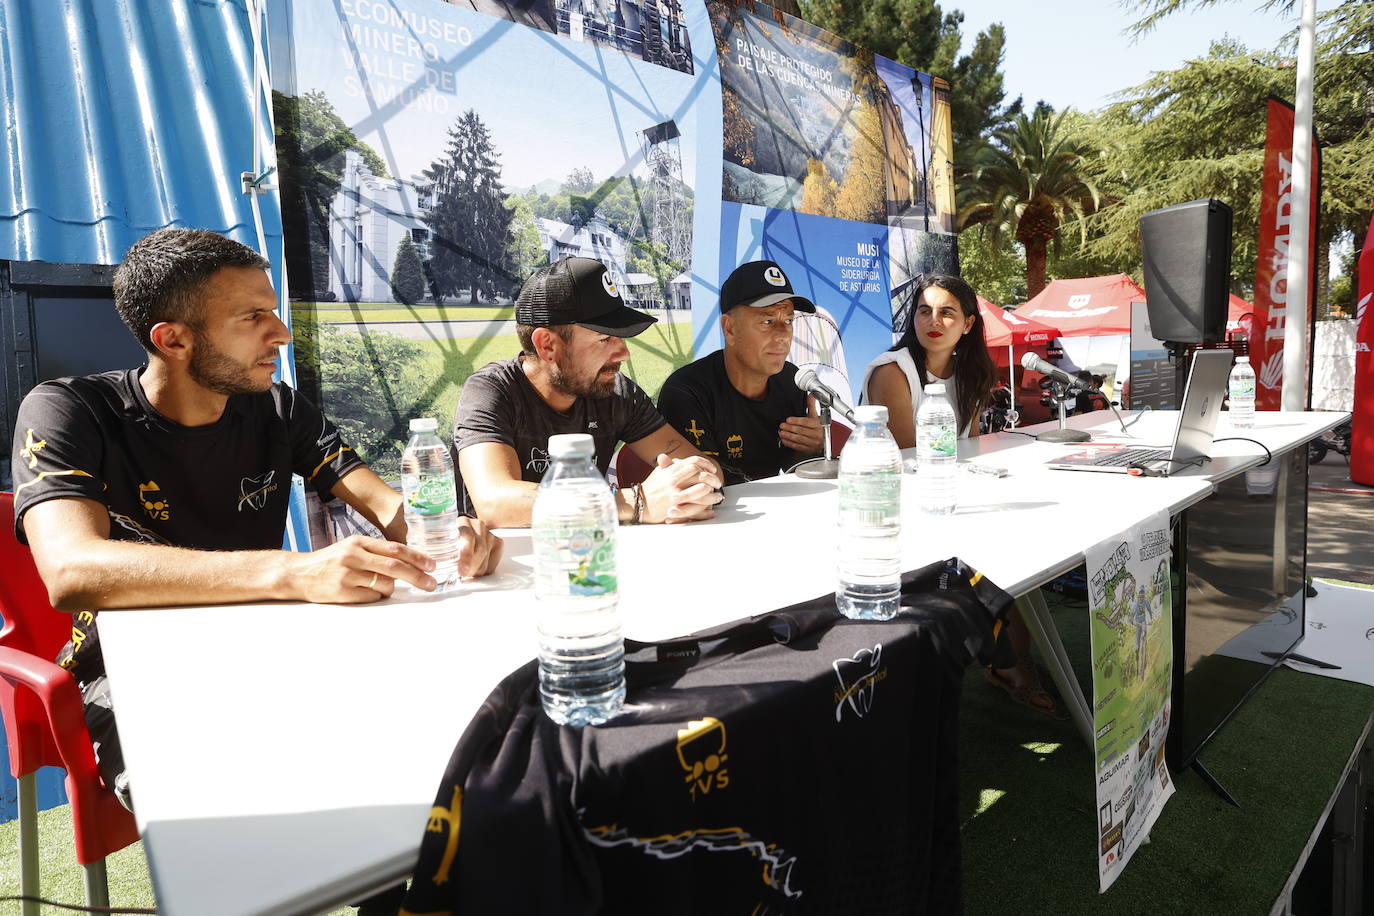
96, 409, 1345, 915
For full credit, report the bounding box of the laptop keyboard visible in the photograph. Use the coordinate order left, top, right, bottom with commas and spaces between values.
1094, 448, 1170, 467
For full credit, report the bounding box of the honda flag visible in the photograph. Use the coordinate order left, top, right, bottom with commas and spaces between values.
1252, 97, 1320, 409
1352, 210, 1374, 485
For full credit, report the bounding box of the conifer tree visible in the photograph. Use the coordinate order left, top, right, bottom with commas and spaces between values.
389, 235, 426, 305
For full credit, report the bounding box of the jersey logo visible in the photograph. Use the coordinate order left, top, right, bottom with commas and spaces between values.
725, 433, 743, 459
587, 420, 599, 430
684, 419, 704, 446
526, 446, 551, 475
238, 471, 278, 512
676, 717, 730, 801
19, 429, 47, 469
425, 785, 463, 886
763, 266, 787, 287
109, 511, 169, 545
139, 480, 171, 521
583, 824, 801, 900
832, 644, 886, 722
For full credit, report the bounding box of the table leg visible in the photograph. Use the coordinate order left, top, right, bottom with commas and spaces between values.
1017, 590, 1093, 746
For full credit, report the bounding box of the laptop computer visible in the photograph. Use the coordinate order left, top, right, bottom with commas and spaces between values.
1046, 348, 1234, 475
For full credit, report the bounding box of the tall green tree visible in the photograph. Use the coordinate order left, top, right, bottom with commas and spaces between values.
505, 195, 546, 281
799, 0, 948, 76
273, 90, 388, 297
423, 109, 515, 304
1077, 19, 1374, 303
389, 235, 426, 305
957, 107, 1100, 299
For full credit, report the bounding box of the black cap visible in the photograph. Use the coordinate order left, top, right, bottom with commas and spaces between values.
515, 257, 657, 337
720, 260, 816, 314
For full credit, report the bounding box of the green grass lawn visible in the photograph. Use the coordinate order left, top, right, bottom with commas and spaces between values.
318, 317, 695, 438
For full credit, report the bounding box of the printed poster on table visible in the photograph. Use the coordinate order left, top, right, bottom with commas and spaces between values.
1086, 509, 1175, 892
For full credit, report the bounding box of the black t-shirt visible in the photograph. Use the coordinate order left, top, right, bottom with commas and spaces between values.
10, 369, 364, 683
656, 350, 808, 486
451, 357, 665, 516
403, 558, 1013, 915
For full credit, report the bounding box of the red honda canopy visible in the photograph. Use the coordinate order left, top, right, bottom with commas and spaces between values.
1018, 275, 1144, 336
1227, 294, 1254, 337
978, 295, 1062, 348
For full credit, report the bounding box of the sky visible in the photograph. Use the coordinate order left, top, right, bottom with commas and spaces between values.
951, 0, 1301, 113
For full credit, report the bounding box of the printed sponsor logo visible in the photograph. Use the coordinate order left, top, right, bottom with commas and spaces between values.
677, 717, 730, 800
832, 644, 886, 721
584, 824, 801, 899
725, 433, 743, 458
526, 446, 551, 475
685, 419, 705, 446
139, 480, 171, 520
19, 429, 46, 469
601, 270, 620, 297
238, 471, 278, 511
425, 786, 463, 885
1067, 294, 1091, 309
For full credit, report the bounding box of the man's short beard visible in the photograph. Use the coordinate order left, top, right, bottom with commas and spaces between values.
188, 329, 272, 396
549, 362, 619, 399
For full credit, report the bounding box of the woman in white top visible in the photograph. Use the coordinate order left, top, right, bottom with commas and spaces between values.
862, 274, 996, 445
864, 274, 1058, 717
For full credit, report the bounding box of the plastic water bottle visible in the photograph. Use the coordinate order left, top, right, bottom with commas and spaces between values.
836, 405, 903, 621
1228, 355, 1256, 429
532, 433, 625, 726
400, 418, 460, 589
916, 383, 959, 515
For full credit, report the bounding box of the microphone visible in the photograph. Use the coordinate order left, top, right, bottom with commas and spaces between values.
794, 368, 856, 423
1020, 352, 1103, 393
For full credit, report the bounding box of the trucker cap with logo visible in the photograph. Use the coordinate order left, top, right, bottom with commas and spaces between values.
514, 257, 657, 337
719, 260, 816, 314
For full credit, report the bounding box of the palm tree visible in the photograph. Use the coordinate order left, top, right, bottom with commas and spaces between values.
957, 107, 1100, 300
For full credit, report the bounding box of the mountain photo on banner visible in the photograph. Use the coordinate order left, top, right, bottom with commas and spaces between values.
711, 0, 885, 222
271, 0, 703, 482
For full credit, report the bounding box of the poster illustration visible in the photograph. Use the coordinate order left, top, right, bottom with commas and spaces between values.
271, 0, 954, 539
1085, 510, 1176, 892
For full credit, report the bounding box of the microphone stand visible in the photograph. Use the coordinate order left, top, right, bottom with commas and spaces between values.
795, 405, 841, 479
1036, 380, 1091, 443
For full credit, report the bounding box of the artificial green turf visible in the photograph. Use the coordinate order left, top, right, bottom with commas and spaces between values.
959, 591, 1374, 914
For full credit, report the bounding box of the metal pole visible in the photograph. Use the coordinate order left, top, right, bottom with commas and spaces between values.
1281, 0, 1318, 411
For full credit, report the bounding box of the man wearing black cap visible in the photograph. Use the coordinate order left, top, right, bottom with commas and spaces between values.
453, 256, 723, 527
656, 260, 825, 486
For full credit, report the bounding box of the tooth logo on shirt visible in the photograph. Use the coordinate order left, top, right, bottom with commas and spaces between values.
832, 644, 886, 722
238, 471, 278, 511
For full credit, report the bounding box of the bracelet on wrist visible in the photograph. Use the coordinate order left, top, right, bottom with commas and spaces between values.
631, 483, 645, 525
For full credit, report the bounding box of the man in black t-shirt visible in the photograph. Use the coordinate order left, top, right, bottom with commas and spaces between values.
657, 261, 824, 486
10, 228, 502, 807
453, 256, 723, 526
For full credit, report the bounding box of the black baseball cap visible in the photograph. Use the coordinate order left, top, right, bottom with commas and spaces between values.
514, 257, 657, 337
720, 260, 816, 314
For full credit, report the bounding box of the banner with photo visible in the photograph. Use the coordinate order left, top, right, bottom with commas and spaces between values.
1086, 510, 1176, 892
270, 0, 953, 537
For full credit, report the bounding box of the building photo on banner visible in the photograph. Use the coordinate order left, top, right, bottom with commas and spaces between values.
270, 0, 956, 533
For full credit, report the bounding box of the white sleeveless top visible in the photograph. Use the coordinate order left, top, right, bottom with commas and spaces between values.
860, 349, 972, 438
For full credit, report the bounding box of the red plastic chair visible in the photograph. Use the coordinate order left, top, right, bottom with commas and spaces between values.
0, 492, 139, 912
614, 445, 656, 488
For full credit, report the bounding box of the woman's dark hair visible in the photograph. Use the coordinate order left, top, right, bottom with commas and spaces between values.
890, 274, 997, 433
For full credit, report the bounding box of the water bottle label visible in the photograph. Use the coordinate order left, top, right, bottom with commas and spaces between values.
407, 475, 456, 515
1230, 380, 1255, 397
918, 424, 957, 458
839, 475, 900, 527
536, 525, 617, 596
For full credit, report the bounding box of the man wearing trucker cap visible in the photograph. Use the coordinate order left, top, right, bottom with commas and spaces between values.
452, 256, 722, 527
656, 260, 825, 486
